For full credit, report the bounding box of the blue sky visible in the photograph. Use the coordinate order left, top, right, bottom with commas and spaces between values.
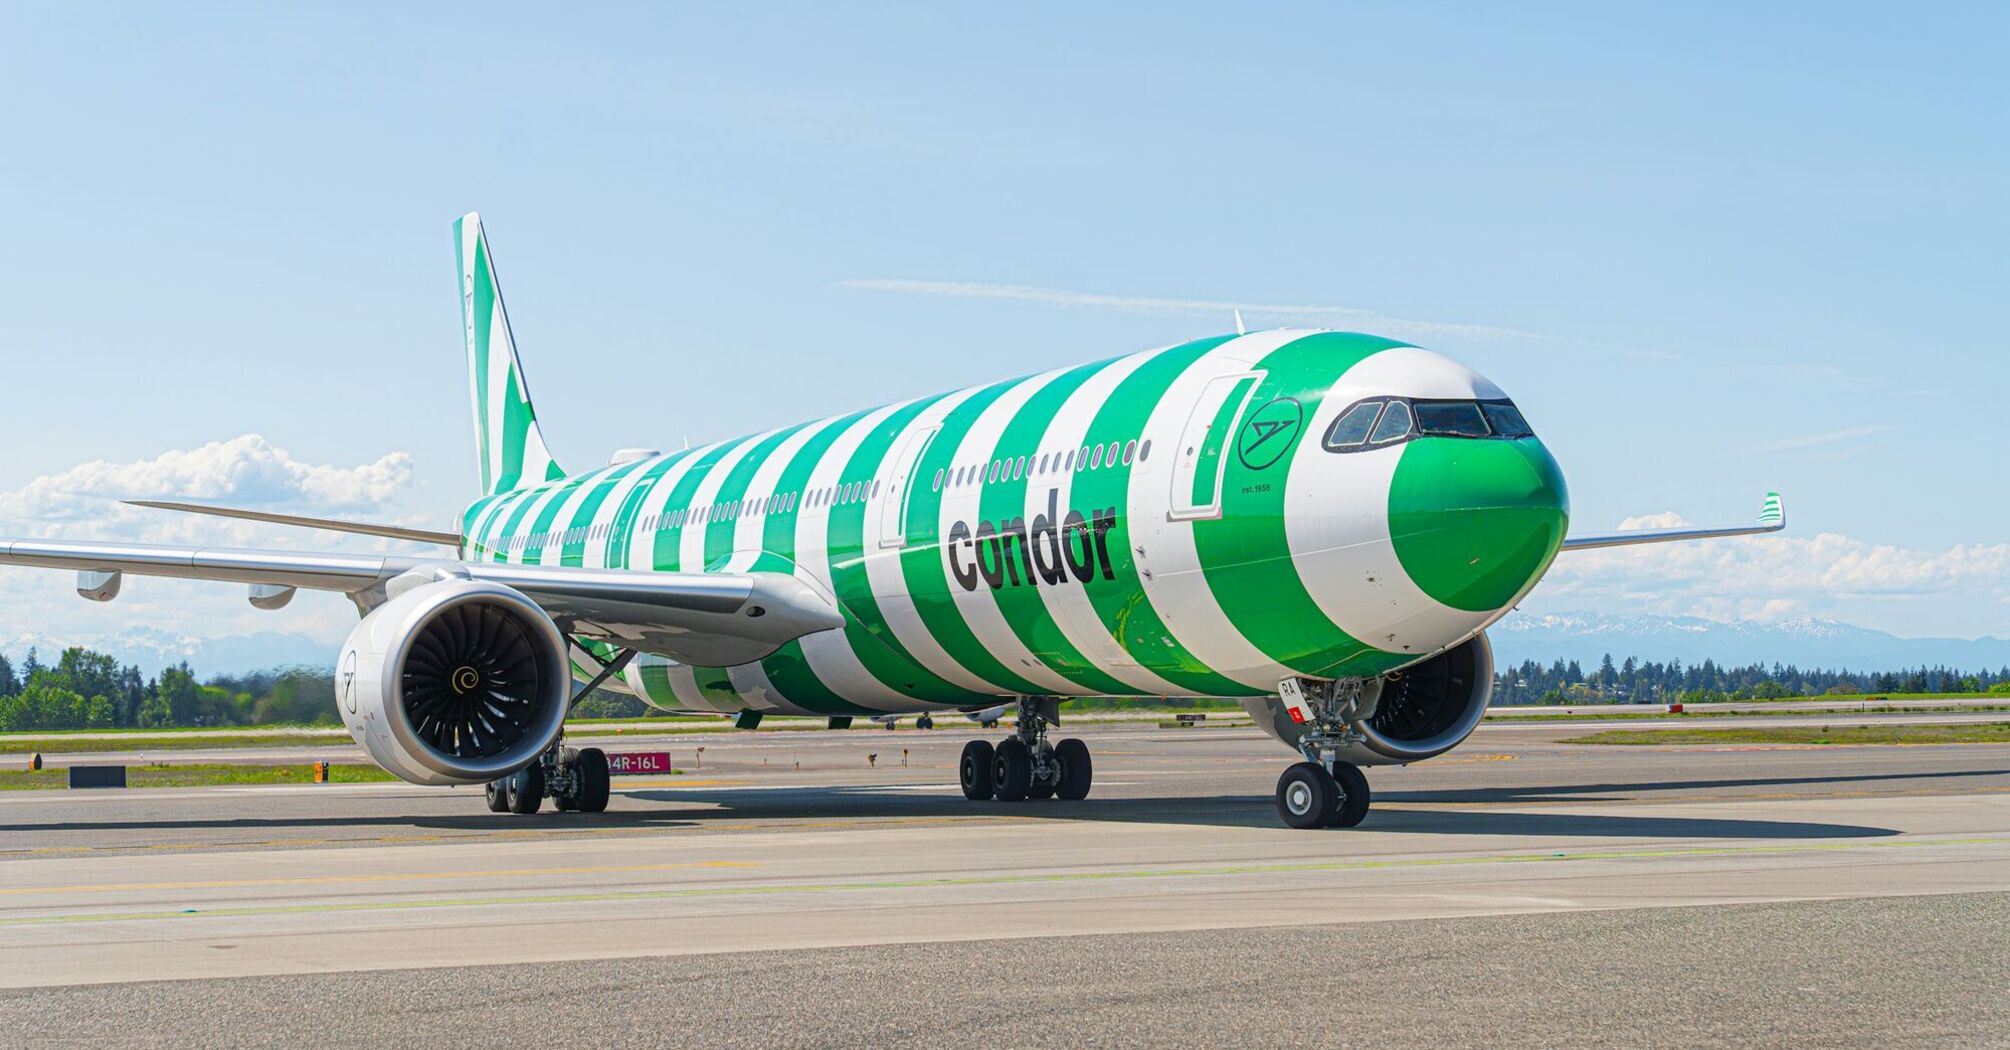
2, 2, 2007, 647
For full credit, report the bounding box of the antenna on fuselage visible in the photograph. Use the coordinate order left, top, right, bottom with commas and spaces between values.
1233, 308, 1247, 336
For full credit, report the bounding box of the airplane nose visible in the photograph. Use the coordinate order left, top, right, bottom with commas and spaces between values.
1388, 437, 1570, 613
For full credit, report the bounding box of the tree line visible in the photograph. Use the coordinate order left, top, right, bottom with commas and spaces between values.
0, 647, 338, 732
7, 643, 2010, 732
1493, 654, 2010, 706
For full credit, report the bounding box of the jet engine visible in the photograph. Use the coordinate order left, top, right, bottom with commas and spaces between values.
335, 578, 571, 786
1243, 633, 1494, 766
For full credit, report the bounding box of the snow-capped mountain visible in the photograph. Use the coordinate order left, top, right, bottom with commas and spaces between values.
1492, 611, 2010, 671
0, 628, 332, 678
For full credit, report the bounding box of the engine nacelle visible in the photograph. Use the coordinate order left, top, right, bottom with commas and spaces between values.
336, 579, 571, 786
1242, 633, 1494, 766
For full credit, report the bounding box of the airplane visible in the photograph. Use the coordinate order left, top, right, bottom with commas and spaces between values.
0, 214, 1787, 828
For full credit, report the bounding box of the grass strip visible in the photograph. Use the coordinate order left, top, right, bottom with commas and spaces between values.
0, 763, 399, 790
1562, 723, 2010, 746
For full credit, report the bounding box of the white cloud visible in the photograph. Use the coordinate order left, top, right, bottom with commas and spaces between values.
1537, 514, 2010, 628
0, 435, 428, 650
1745, 424, 1895, 454
0, 434, 414, 523
836, 278, 1542, 343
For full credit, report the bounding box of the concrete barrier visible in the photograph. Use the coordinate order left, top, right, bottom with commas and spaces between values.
67, 765, 127, 789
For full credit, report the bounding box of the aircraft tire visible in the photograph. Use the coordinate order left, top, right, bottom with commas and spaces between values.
993, 738, 1033, 802
484, 779, 510, 813
506, 762, 545, 815
1275, 762, 1337, 829
575, 747, 611, 813
1325, 762, 1370, 828
1054, 738, 1092, 800
960, 740, 996, 800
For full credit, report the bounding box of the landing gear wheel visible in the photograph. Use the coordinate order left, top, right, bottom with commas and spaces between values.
1275, 762, 1337, 829
916, 714, 935, 730
1325, 762, 1370, 828
959, 740, 996, 800
505, 761, 545, 815
485, 779, 510, 813
575, 747, 611, 813
1053, 738, 1093, 800
993, 737, 1033, 802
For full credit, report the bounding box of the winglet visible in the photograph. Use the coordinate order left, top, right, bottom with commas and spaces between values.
1559, 491, 1787, 552
1757, 491, 1785, 530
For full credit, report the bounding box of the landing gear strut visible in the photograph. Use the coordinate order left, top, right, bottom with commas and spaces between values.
1270, 677, 1374, 829
958, 697, 1092, 803
485, 743, 610, 815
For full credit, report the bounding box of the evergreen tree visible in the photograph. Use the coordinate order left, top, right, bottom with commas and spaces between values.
0, 652, 14, 697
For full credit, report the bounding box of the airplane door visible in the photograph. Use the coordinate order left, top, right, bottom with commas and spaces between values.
1167, 371, 1261, 521
877, 424, 940, 549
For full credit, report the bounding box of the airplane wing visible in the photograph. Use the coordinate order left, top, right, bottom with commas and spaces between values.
0, 537, 845, 667
122, 499, 463, 546
1559, 492, 1785, 552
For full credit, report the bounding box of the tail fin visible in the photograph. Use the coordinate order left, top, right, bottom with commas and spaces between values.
455, 212, 565, 496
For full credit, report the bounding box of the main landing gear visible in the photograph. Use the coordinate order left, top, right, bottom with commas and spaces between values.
484, 744, 611, 816
1270, 677, 1374, 830
958, 698, 1093, 803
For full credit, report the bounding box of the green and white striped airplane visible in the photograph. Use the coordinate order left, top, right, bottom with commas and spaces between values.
0, 214, 1786, 827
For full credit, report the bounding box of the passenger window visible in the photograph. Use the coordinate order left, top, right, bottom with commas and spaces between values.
1324, 401, 1382, 449
1138, 439, 1151, 463
1122, 440, 1137, 465
1369, 401, 1413, 444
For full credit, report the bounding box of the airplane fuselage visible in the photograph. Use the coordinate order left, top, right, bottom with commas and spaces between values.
458, 329, 1570, 717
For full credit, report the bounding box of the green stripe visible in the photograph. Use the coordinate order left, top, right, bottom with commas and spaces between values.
899, 379, 1048, 696
822, 397, 975, 703
1194, 332, 1408, 677
555, 459, 651, 566
648, 437, 759, 571
468, 230, 497, 494
751, 412, 878, 715
1073, 337, 1255, 696
978, 361, 1136, 695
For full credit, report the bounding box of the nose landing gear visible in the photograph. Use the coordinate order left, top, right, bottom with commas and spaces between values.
1271, 677, 1376, 830
958, 698, 1093, 803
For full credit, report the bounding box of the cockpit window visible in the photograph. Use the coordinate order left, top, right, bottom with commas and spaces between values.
1480, 401, 1533, 438
1322, 400, 1384, 449
1368, 400, 1414, 444
1413, 400, 1489, 437
1322, 396, 1536, 453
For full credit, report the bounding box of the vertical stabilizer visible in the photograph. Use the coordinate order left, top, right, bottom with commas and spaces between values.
455, 213, 566, 496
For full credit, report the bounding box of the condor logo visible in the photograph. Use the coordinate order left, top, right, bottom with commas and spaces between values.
948, 490, 1118, 592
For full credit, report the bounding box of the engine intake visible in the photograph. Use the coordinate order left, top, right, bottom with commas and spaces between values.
338, 579, 570, 785
1242, 633, 1495, 766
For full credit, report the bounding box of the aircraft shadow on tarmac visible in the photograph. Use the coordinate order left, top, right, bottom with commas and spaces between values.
0, 791, 1895, 841
15, 764, 1994, 840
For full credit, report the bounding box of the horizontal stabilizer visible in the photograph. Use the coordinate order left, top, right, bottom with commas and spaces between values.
123, 500, 462, 547
1560, 492, 1785, 552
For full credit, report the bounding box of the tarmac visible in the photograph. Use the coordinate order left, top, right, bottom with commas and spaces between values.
1, 718, 2006, 1047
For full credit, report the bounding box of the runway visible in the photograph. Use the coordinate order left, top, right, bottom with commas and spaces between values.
2, 721, 2007, 1047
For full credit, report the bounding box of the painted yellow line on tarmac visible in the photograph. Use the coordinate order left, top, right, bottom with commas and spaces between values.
0, 861, 759, 898
2, 835, 2002, 927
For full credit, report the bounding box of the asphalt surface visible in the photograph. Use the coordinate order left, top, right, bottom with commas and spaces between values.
1, 720, 2006, 1047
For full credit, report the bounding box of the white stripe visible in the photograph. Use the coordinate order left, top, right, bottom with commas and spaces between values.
936, 369, 1080, 695
859, 388, 1005, 697
1284, 347, 1501, 653
485, 295, 513, 488
1130, 331, 1308, 689
676, 431, 776, 571
790, 404, 915, 711
1030, 349, 1190, 696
